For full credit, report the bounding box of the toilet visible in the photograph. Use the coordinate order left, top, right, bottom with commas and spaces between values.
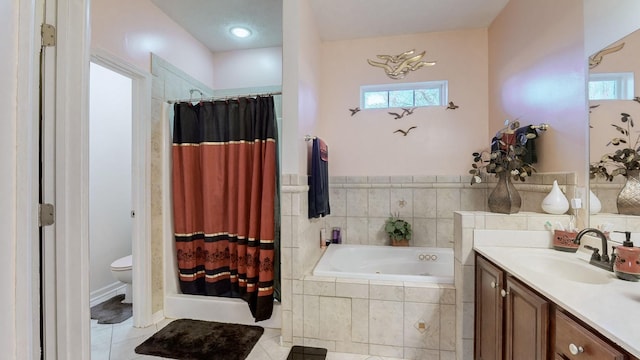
110, 254, 133, 303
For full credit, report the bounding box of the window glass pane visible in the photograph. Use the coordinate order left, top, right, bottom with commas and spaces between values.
589, 80, 617, 100
389, 90, 414, 107
364, 91, 389, 109
415, 88, 440, 106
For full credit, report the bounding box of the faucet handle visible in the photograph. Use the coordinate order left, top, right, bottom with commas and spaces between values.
584, 245, 602, 261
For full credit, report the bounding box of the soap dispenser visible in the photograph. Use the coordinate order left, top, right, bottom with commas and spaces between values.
613, 231, 640, 281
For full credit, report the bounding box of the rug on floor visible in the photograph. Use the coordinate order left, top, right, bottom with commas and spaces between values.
134, 318, 264, 360
286, 346, 328, 360
90, 294, 132, 324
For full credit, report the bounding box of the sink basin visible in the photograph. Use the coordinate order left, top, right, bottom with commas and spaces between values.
515, 253, 613, 285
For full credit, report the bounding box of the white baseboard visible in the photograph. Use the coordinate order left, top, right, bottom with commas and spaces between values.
90, 282, 126, 307
152, 310, 165, 325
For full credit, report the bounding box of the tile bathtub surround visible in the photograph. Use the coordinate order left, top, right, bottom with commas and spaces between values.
296, 275, 456, 359
325, 174, 576, 248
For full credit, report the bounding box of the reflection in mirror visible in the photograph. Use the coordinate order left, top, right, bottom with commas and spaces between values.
589, 28, 640, 232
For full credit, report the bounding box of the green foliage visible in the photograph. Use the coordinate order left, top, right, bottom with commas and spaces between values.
384, 213, 412, 241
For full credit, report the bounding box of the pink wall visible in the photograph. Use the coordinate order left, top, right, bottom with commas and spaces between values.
488, 0, 587, 184
319, 29, 489, 176
91, 0, 216, 88
212, 47, 282, 90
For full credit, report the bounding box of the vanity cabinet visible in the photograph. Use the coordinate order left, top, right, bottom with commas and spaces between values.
475, 253, 637, 360
475, 255, 550, 360
554, 310, 625, 360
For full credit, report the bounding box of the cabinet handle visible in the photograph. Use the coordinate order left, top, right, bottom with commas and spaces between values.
490, 281, 497, 288
569, 343, 584, 355
500, 289, 509, 297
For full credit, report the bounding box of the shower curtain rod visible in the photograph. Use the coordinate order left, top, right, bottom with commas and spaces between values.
166, 91, 282, 104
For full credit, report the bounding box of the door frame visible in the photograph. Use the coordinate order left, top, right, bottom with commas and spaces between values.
90, 49, 153, 328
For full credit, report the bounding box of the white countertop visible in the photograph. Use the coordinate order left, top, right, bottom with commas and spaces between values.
474, 233, 640, 358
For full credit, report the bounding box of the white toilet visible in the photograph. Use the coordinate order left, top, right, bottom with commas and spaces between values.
110, 254, 133, 303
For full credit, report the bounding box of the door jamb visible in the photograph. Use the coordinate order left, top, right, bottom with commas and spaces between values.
90, 49, 153, 328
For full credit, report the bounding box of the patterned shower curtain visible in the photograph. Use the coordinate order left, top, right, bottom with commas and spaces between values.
171, 96, 278, 322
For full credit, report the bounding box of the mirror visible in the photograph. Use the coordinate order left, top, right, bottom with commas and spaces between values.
589, 26, 640, 224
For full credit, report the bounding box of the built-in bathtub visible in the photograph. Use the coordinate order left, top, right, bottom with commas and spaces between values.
313, 244, 454, 284
301, 244, 456, 357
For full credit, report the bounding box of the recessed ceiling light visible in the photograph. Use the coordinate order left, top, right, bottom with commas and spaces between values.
230, 27, 252, 38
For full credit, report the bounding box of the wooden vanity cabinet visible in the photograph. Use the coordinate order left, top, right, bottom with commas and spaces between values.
553, 310, 625, 360
475, 255, 550, 360
475, 253, 638, 360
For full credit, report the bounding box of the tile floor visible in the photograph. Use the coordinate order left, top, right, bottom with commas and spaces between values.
91, 318, 405, 360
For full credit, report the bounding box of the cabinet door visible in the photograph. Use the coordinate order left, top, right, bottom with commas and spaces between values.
554, 310, 625, 360
475, 255, 505, 360
504, 276, 550, 360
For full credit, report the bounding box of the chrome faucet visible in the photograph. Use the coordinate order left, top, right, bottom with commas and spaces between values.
573, 228, 615, 272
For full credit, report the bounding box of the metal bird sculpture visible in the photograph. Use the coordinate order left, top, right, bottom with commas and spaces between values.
401, 108, 416, 116
446, 101, 459, 110
634, 97, 640, 104
394, 126, 417, 136
349, 107, 361, 116
388, 111, 405, 119
589, 42, 625, 69
367, 49, 436, 80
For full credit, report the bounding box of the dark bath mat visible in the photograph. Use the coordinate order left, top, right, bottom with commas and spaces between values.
286, 345, 328, 360
90, 294, 132, 324
135, 318, 264, 360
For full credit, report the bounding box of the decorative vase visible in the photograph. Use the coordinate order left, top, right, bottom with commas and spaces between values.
589, 190, 602, 215
541, 180, 569, 214
617, 169, 640, 215
488, 171, 521, 214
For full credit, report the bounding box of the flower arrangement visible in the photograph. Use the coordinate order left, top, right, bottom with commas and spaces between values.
469, 120, 536, 185
590, 112, 640, 181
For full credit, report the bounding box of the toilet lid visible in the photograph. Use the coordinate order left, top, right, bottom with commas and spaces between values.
111, 255, 132, 270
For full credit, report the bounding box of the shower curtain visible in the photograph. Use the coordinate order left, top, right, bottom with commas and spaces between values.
171, 96, 279, 322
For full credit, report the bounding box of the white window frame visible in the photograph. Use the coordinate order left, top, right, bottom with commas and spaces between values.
360, 80, 448, 109
588, 72, 634, 100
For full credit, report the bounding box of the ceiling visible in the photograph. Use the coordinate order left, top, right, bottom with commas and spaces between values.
151, 0, 510, 53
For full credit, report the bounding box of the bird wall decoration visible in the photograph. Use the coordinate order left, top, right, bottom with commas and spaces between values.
446, 101, 459, 110
394, 126, 417, 136
388, 107, 416, 119
349, 107, 361, 116
589, 42, 625, 69
367, 49, 436, 80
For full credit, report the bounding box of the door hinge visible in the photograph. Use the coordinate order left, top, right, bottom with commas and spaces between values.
39, 203, 55, 227
41, 23, 56, 47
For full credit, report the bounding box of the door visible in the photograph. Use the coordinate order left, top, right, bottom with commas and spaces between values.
504, 276, 550, 360
476, 255, 505, 360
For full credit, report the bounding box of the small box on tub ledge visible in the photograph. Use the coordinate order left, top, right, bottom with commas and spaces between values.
385, 213, 412, 246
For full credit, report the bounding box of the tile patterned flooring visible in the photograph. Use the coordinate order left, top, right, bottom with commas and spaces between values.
91, 318, 405, 360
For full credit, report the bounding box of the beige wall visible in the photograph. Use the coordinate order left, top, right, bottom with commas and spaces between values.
488, 0, 588, 187
319, 29, 489, 176
91, 0, 216, 88
211, 47, 282, 90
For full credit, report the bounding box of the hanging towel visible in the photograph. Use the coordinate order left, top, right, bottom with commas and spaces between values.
308, 138, 330, 218
515, 125, 539, 164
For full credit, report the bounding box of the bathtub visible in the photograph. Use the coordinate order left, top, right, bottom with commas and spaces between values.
313, 244, 454, 284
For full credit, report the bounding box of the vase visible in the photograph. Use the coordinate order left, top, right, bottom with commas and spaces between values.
488, 171, 521, 214
617, 169, 640, 215
541, 180, 569, 214
589, 190, 602, 215
391, 239, 409, 246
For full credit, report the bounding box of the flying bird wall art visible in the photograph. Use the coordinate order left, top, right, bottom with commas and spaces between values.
446, 101, 459, 110
349, 107, 361, 116
394, 126, 417, 136
367, 49, 436, 80
589, 42, 625, 69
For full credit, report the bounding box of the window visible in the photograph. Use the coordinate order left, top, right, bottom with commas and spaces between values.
588, 72, 634, 100
361, 81, 448, 110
